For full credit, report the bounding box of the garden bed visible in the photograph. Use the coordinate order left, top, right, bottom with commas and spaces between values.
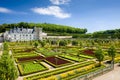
17, 56, 44, 62
13, 52, 39, 58
18, 61, 48, 76
44, 56, 72, 67
13, 48, 35, 53
36, 48, 59, 57
83, 49, 95, 56
24, 61, 95, 80
62, 65, 105, 80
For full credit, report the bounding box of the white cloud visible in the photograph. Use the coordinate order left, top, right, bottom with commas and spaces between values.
50, 0, 70, 5
31, 6, 71, 19
0, 7, 12, 13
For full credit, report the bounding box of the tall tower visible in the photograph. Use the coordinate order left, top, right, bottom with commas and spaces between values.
38, 28, 42, 40
34, 27, 42, 40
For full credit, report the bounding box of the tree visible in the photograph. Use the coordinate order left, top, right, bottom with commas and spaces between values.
51, 40, 57, 45
0, 22, 87, 34
72, 40, 78, 46
0, 43, 18, 80
40, 40, 46, 47
34, 41, 38, 48
0, 52, 18, 80
95, 48, 104, 66
108, 46, 116, 68
59, 40, 67, 46
3, 42, 8, 51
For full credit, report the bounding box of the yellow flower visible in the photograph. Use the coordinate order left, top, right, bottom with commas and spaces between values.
68, 70, 74, 75
60, 72, 68, 78
77, 68, 82, 72
40, 76, 57, 80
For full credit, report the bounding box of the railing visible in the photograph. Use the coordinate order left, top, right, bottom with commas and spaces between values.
72, 65, 113, 80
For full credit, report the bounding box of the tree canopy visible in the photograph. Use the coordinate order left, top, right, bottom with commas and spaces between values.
0, 22, 87, 34
0, 42, 18, 80
0, 22, 120, 39
95, 48, 104, 66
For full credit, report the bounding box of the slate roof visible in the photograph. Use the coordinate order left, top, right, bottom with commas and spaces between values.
9, 27, 34, 34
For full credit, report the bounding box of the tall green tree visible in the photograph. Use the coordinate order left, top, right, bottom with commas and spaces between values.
95, 48, 104, 66
40, 40, 46, 47
0, 43, 18, 80
72, 40, 78, 46
3, 42, 8, 51
108, 46, 116, 68
59, 40, 67, 46
34, 41, 39, 48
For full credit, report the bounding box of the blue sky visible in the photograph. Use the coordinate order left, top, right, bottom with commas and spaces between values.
0, 0, 120, 33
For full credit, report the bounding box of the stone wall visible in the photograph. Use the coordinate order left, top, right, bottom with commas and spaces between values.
46, 36, 72, 39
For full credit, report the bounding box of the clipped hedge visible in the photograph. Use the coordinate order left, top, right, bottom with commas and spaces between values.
38, 64, 104, 80
24, 61, 95, 80
63, 65, 105, 80
115, 57, 120, 63
60, 55, 85, 62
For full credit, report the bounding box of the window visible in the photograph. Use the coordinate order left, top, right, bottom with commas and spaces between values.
14, 34, 16, 39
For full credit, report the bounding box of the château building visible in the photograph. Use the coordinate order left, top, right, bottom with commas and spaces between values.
4, 27, 47, 42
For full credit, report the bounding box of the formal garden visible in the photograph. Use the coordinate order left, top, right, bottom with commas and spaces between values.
1, 39, 120, 80
18, 61, 48, 75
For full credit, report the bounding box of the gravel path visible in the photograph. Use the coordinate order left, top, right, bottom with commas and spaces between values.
93, 63, 120, 80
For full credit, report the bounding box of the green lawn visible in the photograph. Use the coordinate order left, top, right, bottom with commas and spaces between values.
18, 61, 47, 75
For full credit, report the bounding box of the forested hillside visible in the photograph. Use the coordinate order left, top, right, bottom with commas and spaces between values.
0, 22, 87, 34
92, 29, 120, 39
0, 22, 120, 39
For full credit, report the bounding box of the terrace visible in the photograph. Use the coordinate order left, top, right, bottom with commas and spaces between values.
6, 40, 120, 80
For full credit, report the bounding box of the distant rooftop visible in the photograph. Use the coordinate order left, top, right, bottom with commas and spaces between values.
9, 27, 37, 34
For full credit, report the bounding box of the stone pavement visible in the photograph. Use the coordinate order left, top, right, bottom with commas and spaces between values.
93, 63, 120, 80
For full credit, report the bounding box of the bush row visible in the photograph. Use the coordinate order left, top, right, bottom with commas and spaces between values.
24, 61, 95, 80
38, 64, 105, 80
62, 65, 105, 80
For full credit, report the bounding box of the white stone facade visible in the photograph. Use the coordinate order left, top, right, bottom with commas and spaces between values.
4, 27, 47, 42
